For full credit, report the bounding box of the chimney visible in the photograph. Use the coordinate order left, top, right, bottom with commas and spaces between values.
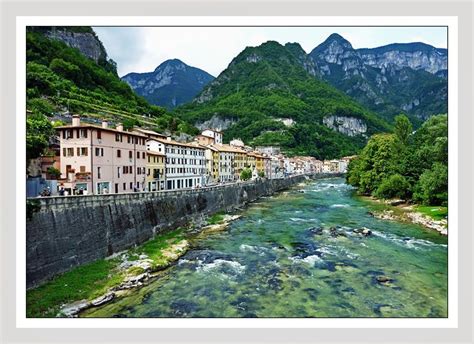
101, 120, 108, 129
116, 123, 123, 132
166, 137, 172, 142
72, 115, 80, 127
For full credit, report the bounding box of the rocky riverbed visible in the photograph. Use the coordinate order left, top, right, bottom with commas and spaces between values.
80, 178, 447, 318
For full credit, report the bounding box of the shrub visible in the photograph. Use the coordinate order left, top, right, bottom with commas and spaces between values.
413, 162, 448, 206
374, 174, 411, 200
240, 168, 252, 181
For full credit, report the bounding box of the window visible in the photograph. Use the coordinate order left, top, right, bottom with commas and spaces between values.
78, 147, 88, 156
137, 167, 141, 175
64, 130, 73, 139
95, 147, 104, 157
117, 167, 121, 178
117, 149, 121, 158
130, 182, 133, 189
66, 148, 74, 156
79, 129, 88, 138
123, 183, 126, 190
97, 130, 102, 139
115, 133, 120, 142
97, 167, 101, 179
137, 151, 140, 159
142, 152, 145, 159
129, 151, 132, 159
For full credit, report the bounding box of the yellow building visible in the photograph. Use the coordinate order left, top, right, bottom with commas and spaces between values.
233, 148, 248, 180
146, 151, 166, 191
254, 152, 265, 175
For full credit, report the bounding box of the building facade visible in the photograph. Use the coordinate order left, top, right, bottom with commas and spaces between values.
146, 151, 166, 191
56, 116, 148, 195
153, 138, 206, 190
201, 129, 223, 144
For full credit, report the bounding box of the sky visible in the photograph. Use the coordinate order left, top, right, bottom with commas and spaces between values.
93, 26, 447, 78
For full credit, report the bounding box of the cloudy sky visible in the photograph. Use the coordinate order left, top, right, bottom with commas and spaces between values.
93, 26, 447, 78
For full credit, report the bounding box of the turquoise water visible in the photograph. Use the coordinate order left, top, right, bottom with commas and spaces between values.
82, 178, 448, 318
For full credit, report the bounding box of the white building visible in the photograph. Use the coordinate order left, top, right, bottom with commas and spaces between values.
149, 137, 206, 190
229, 138, 245, 147
256, 146, 281, 156
201, 129, 223, 145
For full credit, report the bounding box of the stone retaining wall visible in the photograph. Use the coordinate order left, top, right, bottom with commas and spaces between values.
26, 174, 342, 288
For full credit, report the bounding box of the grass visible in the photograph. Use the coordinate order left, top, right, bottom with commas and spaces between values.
414, 205, 448, 221
27, 227, 187, 318
131, 227, 185, 266
207, 212, 225, 225
26, 258, 124, 318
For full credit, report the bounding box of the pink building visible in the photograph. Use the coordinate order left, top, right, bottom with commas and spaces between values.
56, 115, 148, 195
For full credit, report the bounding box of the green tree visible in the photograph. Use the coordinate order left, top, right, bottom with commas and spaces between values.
258, 171, 265, 178
46, 167, 61, 180
394, 114, 413, 145
26, 113, 54, 162
346, 133, 399, 195
413, 162, 448, 206
374, 174, 411, 200
122, 118, 141, 130
240, 168, 252, 181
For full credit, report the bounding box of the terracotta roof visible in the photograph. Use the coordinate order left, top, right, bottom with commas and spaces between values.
146, 150, 166, 156
56, 124, 147, 137
154, 137, 206, 149
209, 144, 246, 153
133, 127, 167, 138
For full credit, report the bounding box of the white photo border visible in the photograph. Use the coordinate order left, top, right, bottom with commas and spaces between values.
16, 15, 458, 329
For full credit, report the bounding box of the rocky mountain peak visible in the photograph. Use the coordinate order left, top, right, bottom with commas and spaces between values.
39, 27, 108, 64
310, 33, 365, 76
357, 42, 447, 74
122, 59, 214, 109
154, 58, 187, 72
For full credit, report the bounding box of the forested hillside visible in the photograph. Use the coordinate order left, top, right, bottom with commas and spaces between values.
26, 27, 196, 160
176, 41, 391, 159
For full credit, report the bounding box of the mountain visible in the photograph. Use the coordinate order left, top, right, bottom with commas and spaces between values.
122, 59, 214, 109
176, 41, 390, 159
26, 27, 196, 135
309, 34, 447, 124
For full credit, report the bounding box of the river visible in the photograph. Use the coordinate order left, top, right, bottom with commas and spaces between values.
82, 178, 448, 318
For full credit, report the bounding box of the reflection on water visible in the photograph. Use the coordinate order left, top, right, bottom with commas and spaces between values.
82, 178, 448, 318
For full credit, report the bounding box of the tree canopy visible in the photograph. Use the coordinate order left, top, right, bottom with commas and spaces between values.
347, 114, 447, 206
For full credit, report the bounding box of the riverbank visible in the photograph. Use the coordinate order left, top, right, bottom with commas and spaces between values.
360, 196, 447, 235
78, 177, 447, 318
27, 212, 242, 318
27, 174, 316, 289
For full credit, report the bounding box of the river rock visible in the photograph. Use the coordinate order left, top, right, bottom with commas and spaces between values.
375, 275, 394, 286
308, 226, 324, 235
389, 199, 405, 206
329, 227, 347, 238
353, 227, 372, 237
91, 292, 115, 306
59, 300, 91, 317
